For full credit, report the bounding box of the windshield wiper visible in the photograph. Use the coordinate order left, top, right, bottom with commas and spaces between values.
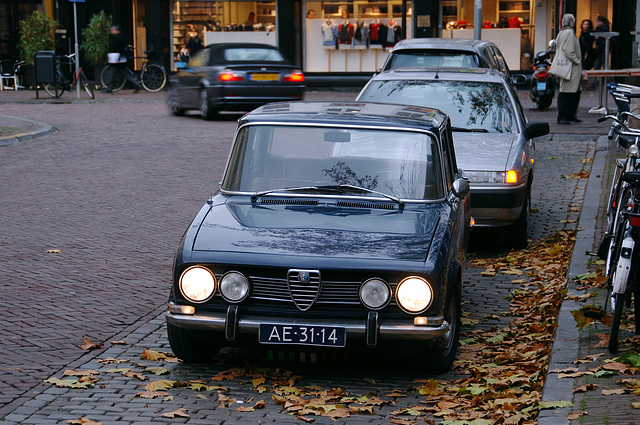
316, 184, 405, 209
452, 127, 489, 133
250, 186, 341, 202
251, 184, 404, 209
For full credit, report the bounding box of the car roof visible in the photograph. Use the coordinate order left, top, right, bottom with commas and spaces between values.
368, 67, 506, 84
240, 101, 448, 131
207, 42, 279, 50
390, 38, 497, 53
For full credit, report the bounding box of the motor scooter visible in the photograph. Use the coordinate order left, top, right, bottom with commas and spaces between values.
529, 41, 556, 110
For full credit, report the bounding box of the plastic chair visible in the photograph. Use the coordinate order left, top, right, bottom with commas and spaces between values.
0, 60, 19, 90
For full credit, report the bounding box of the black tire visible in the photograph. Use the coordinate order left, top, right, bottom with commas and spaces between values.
168, 88, 185, 116
167, 322, 220, 363
100, 65, 126, 92
423, 286, 461, 374
43, 72, 65, 98
140, 63, 167, 92
609, 291, 625, 353
507, 186, 530, 249
199, 89, 217, 120
79, 72, 94, 99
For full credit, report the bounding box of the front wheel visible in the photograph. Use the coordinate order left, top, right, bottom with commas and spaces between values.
609, 291, 625, 353
422, 286, 461, 374
79, 71, 94, 99
100, 65, 126, 92
140, 63, 167, 92
43, 73, 65, 98
199, 89, 217, 120
167, 322, 220, 363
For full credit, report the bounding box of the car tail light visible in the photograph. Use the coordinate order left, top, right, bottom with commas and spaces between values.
284, 72, 304, 82
505, 170, 518, 184
630, 216, 640, 227
219, 71, 244, 82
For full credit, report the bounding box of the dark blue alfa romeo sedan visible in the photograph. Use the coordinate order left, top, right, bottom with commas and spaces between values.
166, 101, 471, 373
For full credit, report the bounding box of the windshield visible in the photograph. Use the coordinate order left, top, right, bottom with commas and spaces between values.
358, 80, 516, 133
223, 47, 284, 62
222, 125, 443, 200
385, 51, 480, 69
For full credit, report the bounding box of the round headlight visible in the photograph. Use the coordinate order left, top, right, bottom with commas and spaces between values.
396, 277, 433, 313
180, 266, 216, 303
219, 272, 249, 302
360, 278, 391, 309
630, 144, 640, 156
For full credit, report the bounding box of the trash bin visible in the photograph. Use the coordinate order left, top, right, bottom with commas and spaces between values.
34, 51, 56, 84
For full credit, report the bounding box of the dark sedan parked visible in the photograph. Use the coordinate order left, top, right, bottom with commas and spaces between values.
166, 101, 471, 373
168, 43, 305, 119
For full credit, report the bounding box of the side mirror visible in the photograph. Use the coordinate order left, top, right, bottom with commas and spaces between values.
524, 121, 550, 139
511, 74, 528, 86
452, 178, 470, 199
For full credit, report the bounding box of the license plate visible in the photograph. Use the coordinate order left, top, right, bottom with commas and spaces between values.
259, 324, 346, 347
537, 82, 547, 91
250, 73, 279, 81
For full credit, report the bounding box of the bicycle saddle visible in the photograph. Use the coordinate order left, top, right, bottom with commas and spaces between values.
621, 171, 640, 183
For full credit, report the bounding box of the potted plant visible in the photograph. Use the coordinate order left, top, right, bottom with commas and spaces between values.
82, 11, 112, 81
17, 11, 58, 87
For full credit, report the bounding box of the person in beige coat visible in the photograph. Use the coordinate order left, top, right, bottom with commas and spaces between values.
556, 14, 582, 124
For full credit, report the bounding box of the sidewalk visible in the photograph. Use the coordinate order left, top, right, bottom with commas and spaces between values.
0, 86, 627, 423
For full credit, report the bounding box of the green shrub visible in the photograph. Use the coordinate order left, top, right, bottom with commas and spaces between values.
82, 11, 113, 66
18, 11, 58, 64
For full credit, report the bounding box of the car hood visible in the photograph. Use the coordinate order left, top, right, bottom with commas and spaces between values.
453, 132, 516, 172
192, 199, 444, 262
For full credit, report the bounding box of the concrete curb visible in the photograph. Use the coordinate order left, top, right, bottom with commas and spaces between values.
538, 135, 610, 424
0, 115, 55, 147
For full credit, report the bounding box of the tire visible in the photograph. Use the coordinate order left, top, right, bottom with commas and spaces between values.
168, 88, 185, 116
423, 286, 461, 374
140, 63, 167, 92
609, 291, 625, 353
43, 73, 65, 98
199, 89, 217, 120
100, 65, 126, 92
79, 72, 94, 99
167, 322, 220, 363
507, 186, 530, 249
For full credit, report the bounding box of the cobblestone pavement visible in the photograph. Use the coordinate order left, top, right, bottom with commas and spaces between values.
0, 88, 601, 423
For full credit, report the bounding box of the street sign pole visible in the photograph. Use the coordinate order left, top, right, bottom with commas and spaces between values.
73, 1, 80, 99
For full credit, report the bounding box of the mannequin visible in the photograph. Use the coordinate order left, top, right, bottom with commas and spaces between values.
322, 18, 338, 46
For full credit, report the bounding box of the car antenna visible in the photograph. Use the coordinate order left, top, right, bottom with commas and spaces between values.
435, 56, 442, 79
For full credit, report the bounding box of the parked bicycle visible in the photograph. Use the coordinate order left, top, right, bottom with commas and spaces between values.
44, 53, 94, 99
592, 94, 640, 352
100, 46, 167, 92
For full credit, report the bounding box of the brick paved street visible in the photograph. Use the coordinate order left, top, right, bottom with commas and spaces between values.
0, 88, 608, 423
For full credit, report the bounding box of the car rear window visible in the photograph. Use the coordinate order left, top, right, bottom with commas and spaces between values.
385, 50, 480, 69
359, 80, 515, 133
222, 125, 443, 200
223, 47, 284, 62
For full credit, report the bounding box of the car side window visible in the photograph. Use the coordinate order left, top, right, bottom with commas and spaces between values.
490, 47, 511, 77
440, 125, 456, 189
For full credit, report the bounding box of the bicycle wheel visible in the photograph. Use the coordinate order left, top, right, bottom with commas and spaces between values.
100, 65, 126, 92
79, 71, 94, 99
609, 290, 625, 353
140, 63, 167, 92
43, 72, 65, 98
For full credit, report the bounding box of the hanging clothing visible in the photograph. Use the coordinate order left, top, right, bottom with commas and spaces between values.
321, 22, 338, 46
352, 22, 369, 48
370, 23, 381, 44
338, 23, 355, 44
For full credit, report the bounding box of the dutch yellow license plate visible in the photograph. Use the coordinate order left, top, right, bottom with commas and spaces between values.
250, 73, 279, 81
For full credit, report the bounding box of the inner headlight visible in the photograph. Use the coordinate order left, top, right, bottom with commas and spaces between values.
396, 277, 433, 314
180, 266, 216, 303
359, 278, 391, 309
219, 272, 249, 302
463, 171, 505, 184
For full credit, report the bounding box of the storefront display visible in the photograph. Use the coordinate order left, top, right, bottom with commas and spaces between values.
305, 1, 411, 72
172, 1, 277, 69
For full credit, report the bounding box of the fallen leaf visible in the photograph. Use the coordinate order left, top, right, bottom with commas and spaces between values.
62, 370, 99, 377
296, 416, 315, 422
45, 249, 62, 254
602, 388, 628, 395
66, 417, 102, 425
44, 377, 95, 389
135, 391, 169, 399
97, 358, 128, 365
574, 383, 598, 393
567, 411, 588, 419
111, 340, 127, 345
141, 349, 167, 361
160, 408, 190, 418
236, 400, 266, 412
79, 336, 103, 351
145, 367, 170, 375
145, 380, 177, 391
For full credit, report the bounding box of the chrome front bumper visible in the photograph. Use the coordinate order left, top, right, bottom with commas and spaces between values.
166, 303, 448, 348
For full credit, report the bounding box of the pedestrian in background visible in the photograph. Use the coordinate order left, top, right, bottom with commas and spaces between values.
102, 25, 142, 94
556, 13, 582, 124
579, 19, 594, 89
589, 16, 610, 87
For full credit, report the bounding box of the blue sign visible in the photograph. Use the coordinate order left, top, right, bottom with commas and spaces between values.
69, 0, 85, 3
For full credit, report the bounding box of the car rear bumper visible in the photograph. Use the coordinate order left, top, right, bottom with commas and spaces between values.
166, 303, 448, 348
469, 183, 527, 227
210, 84, 305, 109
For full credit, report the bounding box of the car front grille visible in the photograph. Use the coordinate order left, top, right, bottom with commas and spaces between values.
249, 275, 361, 307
